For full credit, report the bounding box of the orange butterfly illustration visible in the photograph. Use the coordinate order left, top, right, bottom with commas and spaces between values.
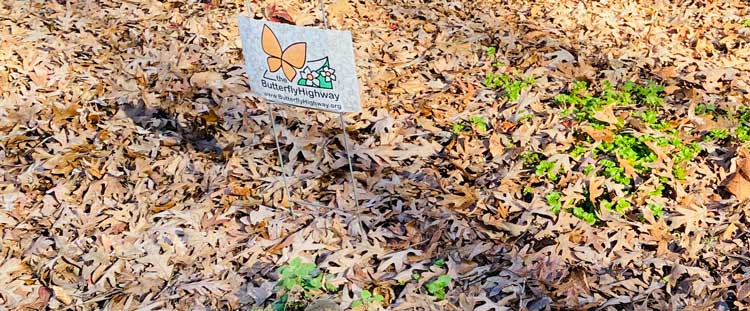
261, 25, 307, 81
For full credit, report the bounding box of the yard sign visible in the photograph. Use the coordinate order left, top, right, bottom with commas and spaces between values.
238, 17, 362, 113
237, 11, 363, 215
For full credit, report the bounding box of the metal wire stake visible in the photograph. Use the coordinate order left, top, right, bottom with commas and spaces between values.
244, 0, 253, 17
338, 113, 360, 210
318, 0, 328, 28
267, 102, 295, 216
318, 0, 366, 241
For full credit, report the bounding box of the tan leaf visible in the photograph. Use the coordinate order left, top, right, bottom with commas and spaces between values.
377, 249, 422, 273
722, 223, 738, 241
592, 105, 619, 124
582, 126, 614, 143
488, 132, 504, 158
51, 286, 73, 305
655, 66, 679, 79
328, 0, 354, 19
617, 157, 638, 179
190, 71, 224, 89
722, 148, 750, 201
663, 85, 680, 95
588, 176, 605, 202
27, 286, 52, 310
739, 282, 750, 302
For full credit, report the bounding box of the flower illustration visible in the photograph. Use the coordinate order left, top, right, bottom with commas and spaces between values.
321, 66, 336, 82
300, 67, 319, 87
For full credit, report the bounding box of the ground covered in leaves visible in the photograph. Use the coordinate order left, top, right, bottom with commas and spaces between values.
2, 0, 750, 310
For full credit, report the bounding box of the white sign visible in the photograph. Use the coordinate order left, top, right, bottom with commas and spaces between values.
238, 17, 362, 113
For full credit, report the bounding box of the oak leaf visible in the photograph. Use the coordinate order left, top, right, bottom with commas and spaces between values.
722, 148, 750, 201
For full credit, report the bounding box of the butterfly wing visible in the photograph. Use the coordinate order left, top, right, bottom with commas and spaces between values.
280, 42, 307, 81
267, 58, 282, 73
281, 43, 307, 68
261, 25, 283, 72
280, 62, 298, 82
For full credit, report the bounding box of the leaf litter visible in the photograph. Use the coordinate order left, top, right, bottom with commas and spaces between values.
1, 0, 750, 310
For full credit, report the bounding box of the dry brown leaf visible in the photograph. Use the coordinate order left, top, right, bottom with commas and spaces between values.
722, 223, 737, 241
722, 148, 750, 201
190, 71, 224, 90
581, 125, 614, 143
328, 0, 354, 19
588, 175, 605, 202
592, 105, 619, 124
488, 132, 504, 158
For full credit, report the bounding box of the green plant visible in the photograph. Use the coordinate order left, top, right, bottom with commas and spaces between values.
523, 186, 534, 196
517, 113, 533, 122
695, 103, 717, 115
640, 110, 669, 129
484, 72, 535, 102
736, 125, 750, 142
569, 145, 587, 159
583, 164, 595, 175
671, 141, 701, 164
451, 123, 465, 135
572, 80, 588, 94
521, 152, 542, 166
546, 191, 563, 214
601, 198, 631, 213
452, 116, 489, 135
743, 18, 750, 27
351, 290, 385, 308
468, 116, 488, 132
433, 259, 446, 268
412, 271, 422, 280
648, 203, 664, 218
706, 128, 730, 141
543, 80, 701, 224
572, 206, 597, 224
703, 235, 718, 251
649, 183, 665, 196
271, 258, 334, 311
735, 107, 750, 141
640, 110, 658, 125
635, 81, 665, 109
673, 165, 687, 180
601, 80, 633, 106
277, 258, 322, 292
600, 159, 631, 185
554, 80, 634, 127
486, 46, 497, 57
535, 160, 559, 180
324, 275, 339, 292
425, 275, 451, 300
597, 134, 657, 175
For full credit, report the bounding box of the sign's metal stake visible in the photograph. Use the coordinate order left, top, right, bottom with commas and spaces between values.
267, 103, 295, 216
244, 0, 253, 17
337, 113, 360, 210
318, 0, 329, 28
318, 0, 366, 240
244, 1, 295, 216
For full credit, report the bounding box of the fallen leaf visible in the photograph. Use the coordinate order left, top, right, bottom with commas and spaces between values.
722, 148, 750, 201
581, 125, 614, 142
190, 71, 224, 90
592, 105, 619, 124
